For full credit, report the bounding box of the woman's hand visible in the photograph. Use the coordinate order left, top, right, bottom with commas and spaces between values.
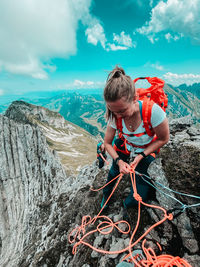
118, 160, 131, 174
130, 154, 143, 170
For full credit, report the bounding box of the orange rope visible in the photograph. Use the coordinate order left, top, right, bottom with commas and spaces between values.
138, 240, 191, 267
90, 173, 121, 192
99, 152, 109, 165
68, 170, 192, 267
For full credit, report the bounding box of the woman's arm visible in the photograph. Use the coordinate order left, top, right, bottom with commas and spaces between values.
130, 117, 170, 169
143, 117, 169, 155
104, 125, 131, 174
104, 125, 118, 159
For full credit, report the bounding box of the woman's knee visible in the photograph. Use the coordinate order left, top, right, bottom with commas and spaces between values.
124, 194, 138, 208
135, 155, 155, 174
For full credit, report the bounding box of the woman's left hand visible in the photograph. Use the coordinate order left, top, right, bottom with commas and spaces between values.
130, 154, 143, 170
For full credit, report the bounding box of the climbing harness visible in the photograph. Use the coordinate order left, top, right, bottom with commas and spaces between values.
68, 168, 196, 266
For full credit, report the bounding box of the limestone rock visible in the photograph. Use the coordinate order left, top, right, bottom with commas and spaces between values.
0, 114, 199, 267
0, 115, 67, 267
109, 237, 125, 259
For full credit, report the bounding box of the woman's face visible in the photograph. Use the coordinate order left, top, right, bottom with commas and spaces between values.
106, 97, 136, 118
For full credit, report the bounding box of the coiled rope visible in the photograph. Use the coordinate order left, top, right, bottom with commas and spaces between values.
68, 169, 193, 266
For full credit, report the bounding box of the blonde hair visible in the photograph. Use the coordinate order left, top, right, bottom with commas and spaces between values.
104, 66, 135, 120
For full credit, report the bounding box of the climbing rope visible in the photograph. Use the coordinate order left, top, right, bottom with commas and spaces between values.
136, 170, 200, 200
98, 152, 109, 165
136, 170, 200, 212
68, 169, 193, 266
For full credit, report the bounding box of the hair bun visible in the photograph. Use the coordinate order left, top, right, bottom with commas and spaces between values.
112, 67, 125, 78
106, 66, 126, 82
112, 70, 122, 78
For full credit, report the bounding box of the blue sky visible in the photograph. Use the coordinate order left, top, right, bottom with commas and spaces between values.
0, 0, 200, 98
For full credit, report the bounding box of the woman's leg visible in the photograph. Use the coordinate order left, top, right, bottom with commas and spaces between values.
124, 155, 155, 208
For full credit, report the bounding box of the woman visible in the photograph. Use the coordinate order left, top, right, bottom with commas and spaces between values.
102, 66, 169, 209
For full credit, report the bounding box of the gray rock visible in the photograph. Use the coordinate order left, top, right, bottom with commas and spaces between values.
113, 214, 123, 223
187, 126, 200, 136
0, 115, 67, 267
169, 116, 193, 134
0, 112, 199, 267
173, 132, 190, 143
109, 237, 125, 259
149, 159, 199, 254
91, 235, 105, 258
5, 100, 70, 129
183, 253, 200, 267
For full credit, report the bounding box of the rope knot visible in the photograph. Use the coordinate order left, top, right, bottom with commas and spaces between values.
167, 213, 173, 221
134, 193, 142, 202
68, 215, 92, 245
130, 167, 135, 173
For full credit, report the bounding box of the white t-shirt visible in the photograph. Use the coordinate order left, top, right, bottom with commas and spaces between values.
108, 101, 166, 153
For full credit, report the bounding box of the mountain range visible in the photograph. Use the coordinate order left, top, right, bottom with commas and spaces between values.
1, 82, 199, 137
0, 104, 199, 266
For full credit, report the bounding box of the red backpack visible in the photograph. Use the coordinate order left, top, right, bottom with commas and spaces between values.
134, 77, 168, 136
116, 77, 168, 139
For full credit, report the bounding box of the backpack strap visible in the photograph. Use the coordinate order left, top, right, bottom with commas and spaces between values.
116, 100, 142, 133
116, 117, 122, 135
116, 115, 145, 138
138, 100, 143, 119
116, 99, 155, 137
142, 97, 154, 137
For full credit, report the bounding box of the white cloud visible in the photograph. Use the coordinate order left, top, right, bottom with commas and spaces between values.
0, 0, 137, 79
137, 0, 200, 43
106, 44, 129, 51
74, 80, 85, 87
73, 79, 102, 89
150, 0, 154, 7
106, 31, 136, 51
0, 0, 97, 79
113, 31, 134, 48
85, 28, 136, 52
3, 58, 49, 80
0, 89, 4, 96
163, 72, 200, 85
165, 32, 182, 42
144, 61, 164, 71
85, 23, 106, 48
151, 62, 164, 71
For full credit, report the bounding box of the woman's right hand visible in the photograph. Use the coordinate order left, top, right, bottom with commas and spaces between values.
118, 160, 131, 174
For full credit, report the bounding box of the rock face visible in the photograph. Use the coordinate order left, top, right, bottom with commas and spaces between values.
0, 114, 68, 266
0, 112, 200, 267
5, 101, 97, 175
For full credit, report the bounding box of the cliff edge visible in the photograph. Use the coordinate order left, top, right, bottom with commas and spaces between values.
0, 112, 199, 266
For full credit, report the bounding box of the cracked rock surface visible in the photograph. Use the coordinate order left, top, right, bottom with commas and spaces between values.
0, 114, 199, 267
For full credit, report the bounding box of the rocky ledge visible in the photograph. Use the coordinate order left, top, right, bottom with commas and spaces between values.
0, 115, 199, 267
